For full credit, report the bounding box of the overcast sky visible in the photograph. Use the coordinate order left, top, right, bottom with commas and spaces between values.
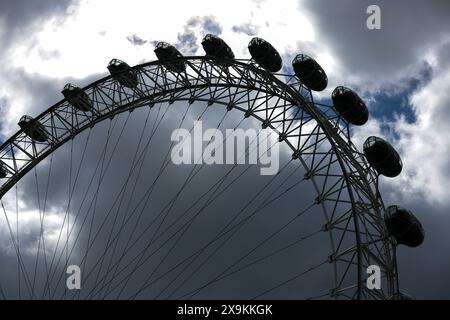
0, 0, 449, 299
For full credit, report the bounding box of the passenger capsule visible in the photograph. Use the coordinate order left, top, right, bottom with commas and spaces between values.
0, 161, 8, 179
201, 34, 235, 60
18, 115, 48, 142
384, 205, 425, 247
363, 136, 402, 177
292, 54, 328, 91
62, 84, 93, 112
248, 37, 282, 72
154, 42, 186, 73
331, 86, 368, 125
107, 59, 138, 89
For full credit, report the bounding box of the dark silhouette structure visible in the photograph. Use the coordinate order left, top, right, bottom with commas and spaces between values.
62, 83, 93, 112
107, 59, 138, 88
292, 54, 328, 91
202, 34, 235, 60
363, 136, 402, 178
154, 42, 186, 73
248, 37, 282, 72
385, 205, 425, 247
332, 86, 368, 125
18, 115, 48, 142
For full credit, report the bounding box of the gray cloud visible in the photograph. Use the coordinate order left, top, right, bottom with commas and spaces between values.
186, 15, 223, 36
0, 0, 77, 50
38, 49, 61, 61
301, 0, 450, 89
177, 30, 198, 55
175, 15, 223, 55
126, 34, 148, 47
231, 22, 260, 36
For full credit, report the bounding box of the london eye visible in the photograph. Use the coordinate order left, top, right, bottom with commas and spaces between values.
0, 34, 424, 300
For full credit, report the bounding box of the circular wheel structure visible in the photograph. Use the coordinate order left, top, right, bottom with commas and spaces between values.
0, 37, 398, 300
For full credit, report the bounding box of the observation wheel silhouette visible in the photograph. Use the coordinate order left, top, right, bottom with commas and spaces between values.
0, 35, 421, 300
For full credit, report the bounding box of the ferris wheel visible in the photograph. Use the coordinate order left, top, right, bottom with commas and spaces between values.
0, 34, 424, 300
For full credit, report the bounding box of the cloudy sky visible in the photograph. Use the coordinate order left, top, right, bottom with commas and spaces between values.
0, 0, 449, 299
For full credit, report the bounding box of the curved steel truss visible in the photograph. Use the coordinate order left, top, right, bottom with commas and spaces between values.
0, 57, 396, 299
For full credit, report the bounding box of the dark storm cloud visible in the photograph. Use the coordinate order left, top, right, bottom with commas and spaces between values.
0, 0, 77, 50
0, 100, 335, 299
379, 180, 450, 299
301, 0, 450, 85
398, 206, 450, 299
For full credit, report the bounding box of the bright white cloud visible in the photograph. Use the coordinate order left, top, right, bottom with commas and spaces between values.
394, 55, 450, 205
10, 0, 315, 79
347, 40, 450, 208
0, 202, 70, 257
0, 0, 319, 139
